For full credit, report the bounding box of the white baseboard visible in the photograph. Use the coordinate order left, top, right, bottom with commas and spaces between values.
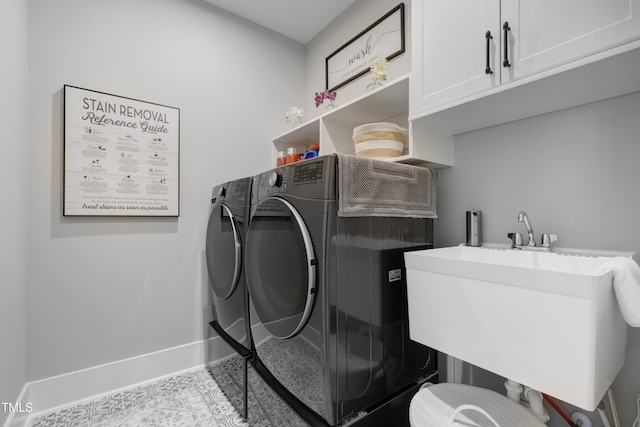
4, 335, 234, 427
4, 383, 30, 427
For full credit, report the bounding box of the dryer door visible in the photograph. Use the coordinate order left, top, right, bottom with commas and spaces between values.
205, 203, 242, 300
246, 197, 317, 340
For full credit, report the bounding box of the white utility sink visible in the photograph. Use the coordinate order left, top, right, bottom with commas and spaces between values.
405, 245, 631, 411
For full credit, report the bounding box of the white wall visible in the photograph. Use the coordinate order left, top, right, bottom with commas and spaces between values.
304, 0, 411, 118
0, 0, 28, 424
26, 0, 304, 383
436, 91, 640, 426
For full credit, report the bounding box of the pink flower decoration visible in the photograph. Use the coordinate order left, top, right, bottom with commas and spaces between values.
314, 90, 338, 107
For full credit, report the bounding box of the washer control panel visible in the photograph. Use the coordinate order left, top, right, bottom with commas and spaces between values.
268, 171, 283, 188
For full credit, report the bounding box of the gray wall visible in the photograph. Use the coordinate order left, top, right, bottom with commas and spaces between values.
436, 91, 640, 426
304, 0, 412, 119
25, 0, 305, 382
0, 0, 28, 425
7, 0, 639, 425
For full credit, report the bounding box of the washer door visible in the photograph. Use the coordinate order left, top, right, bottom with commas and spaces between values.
246, 197, 316, 339
205, 203, 242, 300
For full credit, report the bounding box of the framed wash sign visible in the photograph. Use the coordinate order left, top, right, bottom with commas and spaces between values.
63, 85, 180, 216
325, 3, 405, 92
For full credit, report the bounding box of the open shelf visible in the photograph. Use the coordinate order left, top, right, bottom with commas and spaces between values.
272, 75, 451, 168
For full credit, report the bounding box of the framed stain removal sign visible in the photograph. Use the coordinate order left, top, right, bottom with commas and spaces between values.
63, 85, 180, 216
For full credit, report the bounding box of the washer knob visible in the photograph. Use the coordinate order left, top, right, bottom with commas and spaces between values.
217, 187, 226, 197
268, 171, 283, 188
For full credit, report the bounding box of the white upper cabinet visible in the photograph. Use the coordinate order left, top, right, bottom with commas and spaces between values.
502, 0, 640, 83
411, 0, 640, 116
411, 0, 500, 113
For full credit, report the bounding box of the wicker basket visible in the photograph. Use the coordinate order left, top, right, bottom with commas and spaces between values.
352, 122, 406, 159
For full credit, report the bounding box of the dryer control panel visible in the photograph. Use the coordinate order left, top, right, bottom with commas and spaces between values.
292, 160, 323, 186
255, 155, 336, 201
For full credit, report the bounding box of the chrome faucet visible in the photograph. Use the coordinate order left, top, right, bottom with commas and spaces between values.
507, 210, 558, 252
517, 210, 535, 247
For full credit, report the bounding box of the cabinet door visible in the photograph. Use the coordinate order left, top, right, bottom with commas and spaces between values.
502, 0, 640, 82
410, 0, 500, 115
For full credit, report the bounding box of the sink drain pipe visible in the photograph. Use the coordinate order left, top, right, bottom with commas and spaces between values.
504, 380, 549, 423
524, 387, 547, 423
504, 379, 522, 402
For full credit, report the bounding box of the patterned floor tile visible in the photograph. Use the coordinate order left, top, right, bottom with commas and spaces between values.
29, 347, 310, 427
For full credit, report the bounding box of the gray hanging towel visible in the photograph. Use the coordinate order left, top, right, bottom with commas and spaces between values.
336, 153, 437, 218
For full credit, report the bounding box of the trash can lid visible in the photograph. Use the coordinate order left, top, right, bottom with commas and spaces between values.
409, 383, 546, 427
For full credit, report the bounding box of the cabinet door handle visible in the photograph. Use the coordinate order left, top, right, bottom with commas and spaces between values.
485, 31, 493, 74
502, 22, 511, 68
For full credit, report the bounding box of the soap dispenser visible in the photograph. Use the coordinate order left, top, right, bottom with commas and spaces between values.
466, 211, 482, 246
